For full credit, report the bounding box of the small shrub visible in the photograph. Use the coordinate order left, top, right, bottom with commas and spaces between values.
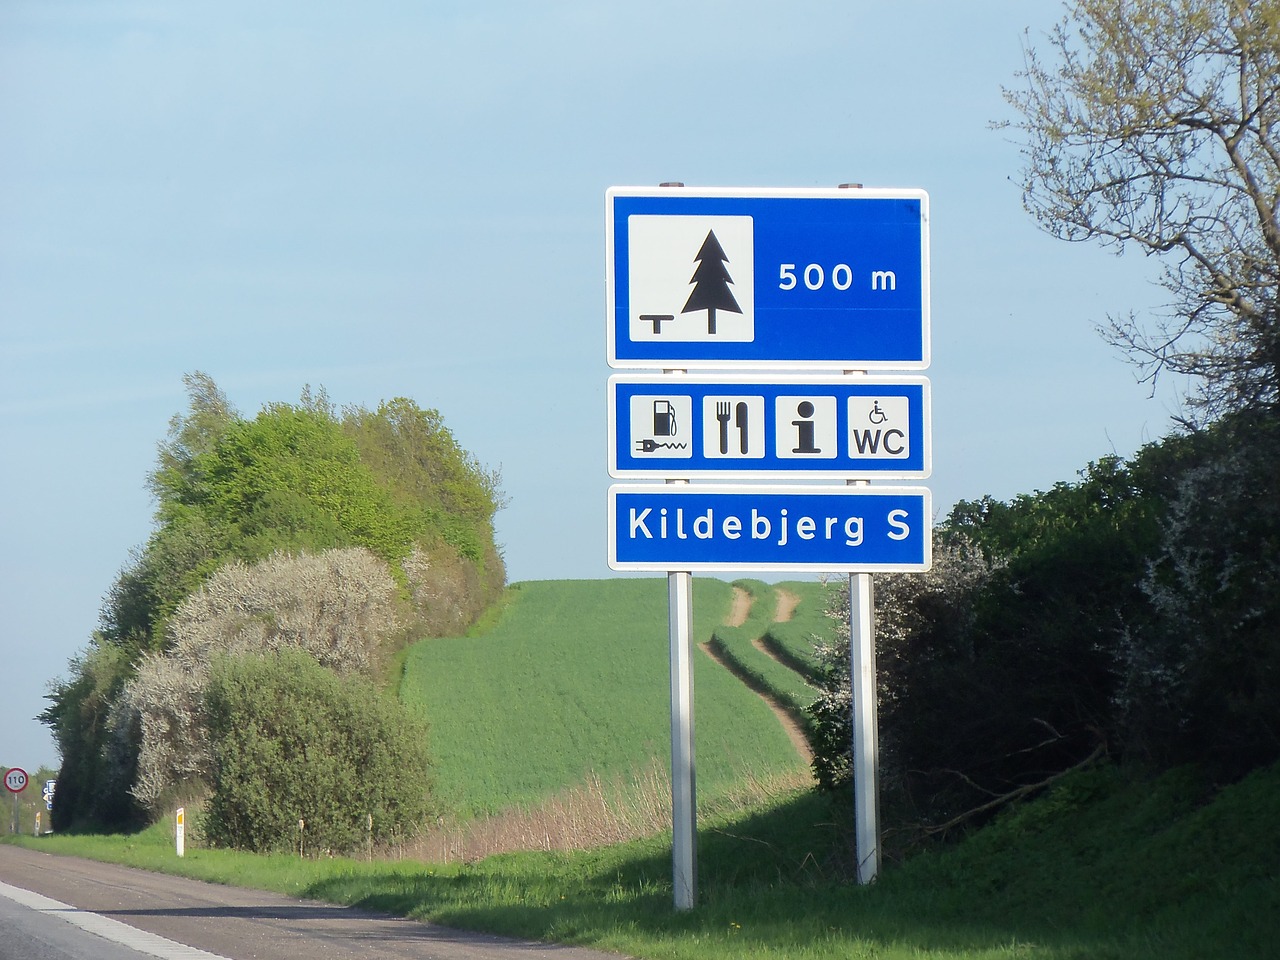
202, 649, 433, 854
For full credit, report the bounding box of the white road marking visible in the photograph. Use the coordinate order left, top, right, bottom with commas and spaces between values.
0, 879, 232, 960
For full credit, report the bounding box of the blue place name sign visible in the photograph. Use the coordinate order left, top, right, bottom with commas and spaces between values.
609, 374, 930, 479
609, 485, 932, 573
606, 186, 930, 369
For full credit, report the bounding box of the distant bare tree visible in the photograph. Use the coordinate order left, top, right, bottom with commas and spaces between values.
1004, 0, 1280, 419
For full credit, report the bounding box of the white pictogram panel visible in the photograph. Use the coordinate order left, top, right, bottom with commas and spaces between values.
774, 396, 837, 459
629, 395, 693, 458
627, 215, 754, 342
701, 395, 765, 459
847, 396, 911, 459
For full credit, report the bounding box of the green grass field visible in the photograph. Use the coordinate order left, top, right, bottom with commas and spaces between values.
398, 577, 814, 819
760, 579, 831, 679
705, 579, 826, 724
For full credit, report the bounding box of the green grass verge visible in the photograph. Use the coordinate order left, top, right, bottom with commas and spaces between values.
399, 578, 808, 819
9, 760, 1278, 959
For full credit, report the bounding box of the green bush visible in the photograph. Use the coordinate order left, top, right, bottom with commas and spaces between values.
44, 377, 505, 830
810, 420, 1280, 837
202, 650, 433, 854
41, 641, 145, 832
1125, 413, 1280, 776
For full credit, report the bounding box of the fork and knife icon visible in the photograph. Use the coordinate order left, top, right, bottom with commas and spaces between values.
715, 401, 750, 454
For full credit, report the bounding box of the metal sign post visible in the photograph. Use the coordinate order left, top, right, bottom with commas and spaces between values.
846, 365, 880, 886
668, 569, 697, 910
5, 767, 28, 835
849, 570, 880, 882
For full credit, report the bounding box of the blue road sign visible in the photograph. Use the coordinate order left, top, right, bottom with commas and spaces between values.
609, 485, 931, 572
610, 374, 930, 479
606, 186, 929, 369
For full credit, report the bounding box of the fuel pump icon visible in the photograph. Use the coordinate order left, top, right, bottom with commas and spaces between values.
653, 400, 678, 437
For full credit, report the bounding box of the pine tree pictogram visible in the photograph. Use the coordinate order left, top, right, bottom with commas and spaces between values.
681, 229, 741, 335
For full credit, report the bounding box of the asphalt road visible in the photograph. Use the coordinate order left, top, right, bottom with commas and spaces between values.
0, 845, 629, 960
0, 884, 184, 960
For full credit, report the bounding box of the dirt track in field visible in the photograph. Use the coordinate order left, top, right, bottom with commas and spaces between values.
701, 587, 813, 764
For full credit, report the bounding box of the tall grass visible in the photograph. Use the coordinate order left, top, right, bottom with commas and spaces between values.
405, 758, 812, 864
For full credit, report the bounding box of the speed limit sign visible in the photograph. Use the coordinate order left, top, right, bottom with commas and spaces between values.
4, 768, 28, 793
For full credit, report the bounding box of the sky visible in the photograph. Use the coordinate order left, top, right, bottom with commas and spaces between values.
0, 1, 1185, 773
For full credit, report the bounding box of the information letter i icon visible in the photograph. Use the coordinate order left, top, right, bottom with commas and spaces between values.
774, 396, 836, 460
792, 401, 820, 454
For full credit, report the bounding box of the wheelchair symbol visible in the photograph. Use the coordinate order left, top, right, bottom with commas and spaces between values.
867, 400, 887, 425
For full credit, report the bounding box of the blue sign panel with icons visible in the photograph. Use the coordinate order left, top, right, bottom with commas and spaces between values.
606, 186, 929, 369
609, 374, 929, 479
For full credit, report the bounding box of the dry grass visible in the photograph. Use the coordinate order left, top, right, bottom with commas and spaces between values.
404, 758, 812, 864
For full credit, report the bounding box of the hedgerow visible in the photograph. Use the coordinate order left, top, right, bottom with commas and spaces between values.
45, 374, 503, 832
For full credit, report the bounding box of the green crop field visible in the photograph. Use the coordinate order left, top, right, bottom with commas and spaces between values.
705, 579, 827, 723
761, 579, 831, 678
398, 577, 823, 820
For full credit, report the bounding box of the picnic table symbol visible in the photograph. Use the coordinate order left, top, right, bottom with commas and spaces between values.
638, 229, 742, 336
